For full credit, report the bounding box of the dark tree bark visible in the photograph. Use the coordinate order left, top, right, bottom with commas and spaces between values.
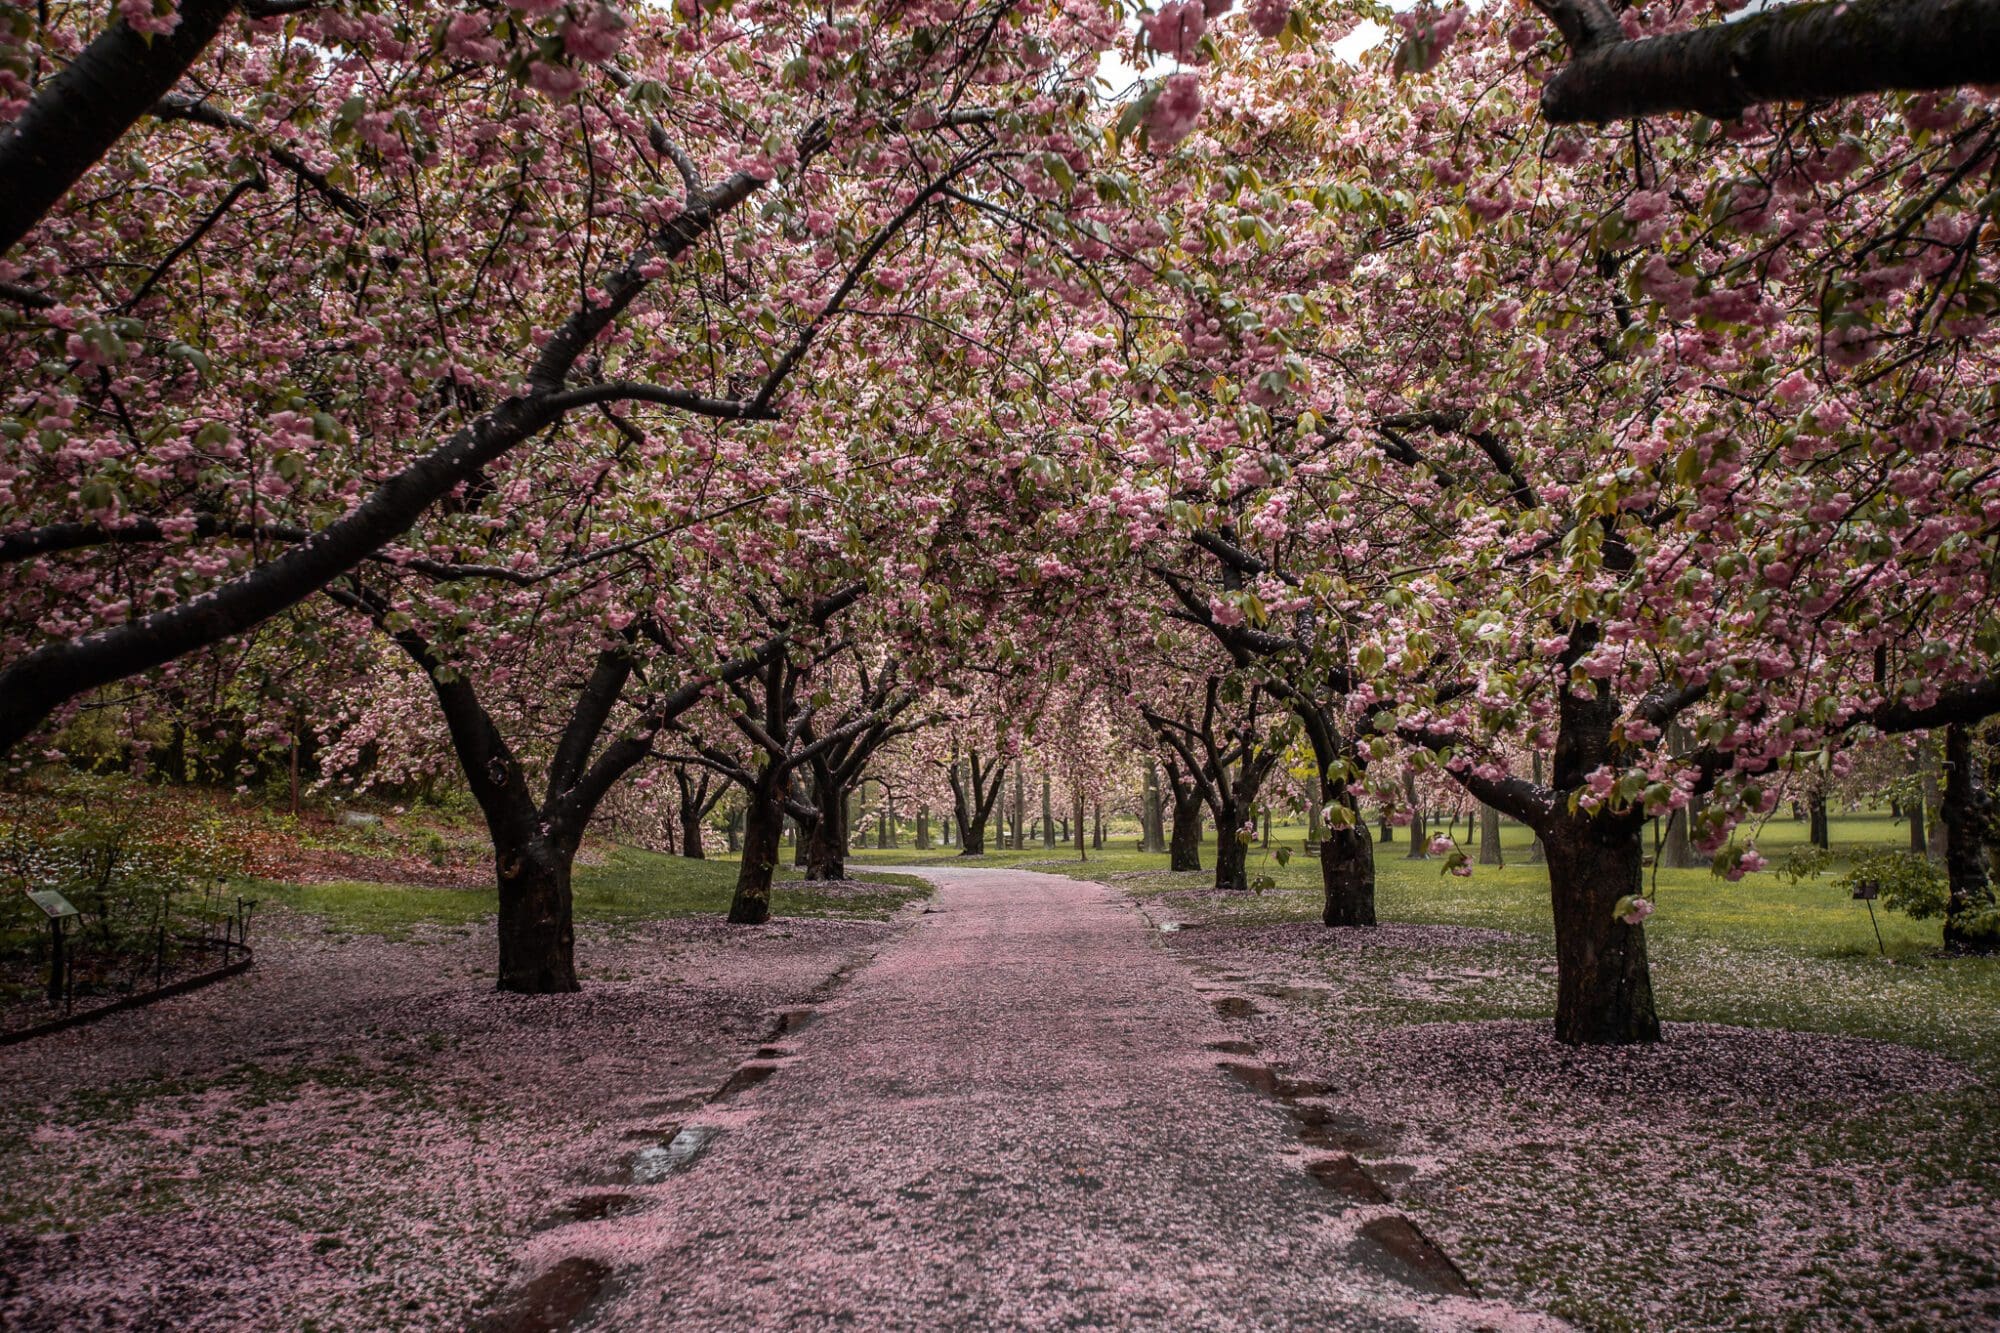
1808, 792, 1831, 850
806, 770, 849, 881
1526, 752, 1547, 865
1534, 0, 2000, 125
0, 168, 773, 758
1150, 532, 1379, 923
1941, 723, 1999, 953
1041, 773, 1056, 849
1319, 824, 1377, 926
1215, 820, 1248, 891
0, 0, 240, 259
1541, 808, 1658, 1044
1164, 756, 1205, 872
329, 586, 846, 993
679, 651, 915, 908
948, 749, 1007, 856
730, 786, 785, 924
1407, 670, 1660, 1045
1144, 679, 1280, 893
495, 837, 578, 993
1286, 696, 1376, 925
674, 764, 724, 860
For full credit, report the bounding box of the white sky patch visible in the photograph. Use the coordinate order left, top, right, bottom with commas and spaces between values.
1095, 2, 1411, 99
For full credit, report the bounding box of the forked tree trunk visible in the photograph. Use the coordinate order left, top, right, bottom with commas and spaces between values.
495, 837, 580, 993
1169, 791, 1203, 871
1541, 812, 1658, 1044
729, 795, 784, 924
680, 804, 706, 859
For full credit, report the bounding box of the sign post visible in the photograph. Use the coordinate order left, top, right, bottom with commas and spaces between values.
27, 889, 81, 1007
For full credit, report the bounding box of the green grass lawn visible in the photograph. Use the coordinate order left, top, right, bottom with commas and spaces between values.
248, 845, 931, 938
848, 810, 2000, 1060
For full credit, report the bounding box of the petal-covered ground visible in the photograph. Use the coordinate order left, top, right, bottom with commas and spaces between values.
1152, 895, 2000, 1331
513, 865, 1563, 1331
0, 907, 900, 1330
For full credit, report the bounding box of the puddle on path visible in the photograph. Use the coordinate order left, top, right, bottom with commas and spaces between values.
563, 1192, 639, 1222
713, 1062, 780, 1101
472, 1256, 609, 1333
1353, 1215, 1474, 1297
769, 1007, 817, 1038
1305, 1154, 1390, 1203
631, 1125, 721, 1184
1290, 1102, 1400, 1154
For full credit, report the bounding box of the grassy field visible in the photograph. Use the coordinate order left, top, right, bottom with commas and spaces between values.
249, 845, 932, 938
846, 812, 1999, 1052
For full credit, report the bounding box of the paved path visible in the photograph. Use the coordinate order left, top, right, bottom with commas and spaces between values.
529, 867, 1557, 1331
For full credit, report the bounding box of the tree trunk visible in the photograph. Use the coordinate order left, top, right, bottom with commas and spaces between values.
725, 807, 742, 854
807, 783, 847, 881
1941, 723, 1999, 953
1319, 819, 1378, 926
1214, 805, 1247, 892
1404, 771, 1429, 859
1538, 0, 2000, 127
1809, 792, 1831, 850
1041, 774, 1055, 849
1378, 815, 1392, 844
1012, 769, 1025, 849
729, 794, 783, 925
916, 805, 931, 850
495, 839, 580, 993
1660, 805, 1699, 870
1169, 791, 1203, 871
1143, 762, 1166, 852
1478, 804, 1504, 866
1542, 810, 1659, 1044
680, 804, 706, 859
1526, 752, 1547, 865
